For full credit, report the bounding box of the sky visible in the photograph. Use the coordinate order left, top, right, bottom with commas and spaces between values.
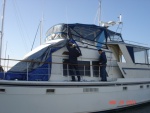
0, 0, 150, 61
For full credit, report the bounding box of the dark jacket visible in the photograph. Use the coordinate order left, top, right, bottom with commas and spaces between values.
99, 52, 107, 65
66, 44, 80, 64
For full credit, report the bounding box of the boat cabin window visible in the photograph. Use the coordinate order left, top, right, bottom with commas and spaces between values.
127, 46, 149, 64
63, 59, 90, 76
120, 55, 126, 63
92, 61, 100, 77
107, 30, 123, 42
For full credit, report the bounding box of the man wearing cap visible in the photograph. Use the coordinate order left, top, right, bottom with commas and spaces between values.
66, 42, 81, 81
98, 49, 107, 81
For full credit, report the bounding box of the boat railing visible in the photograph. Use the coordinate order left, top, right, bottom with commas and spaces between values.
0, 58, 118, 81
124, 40, 149, 47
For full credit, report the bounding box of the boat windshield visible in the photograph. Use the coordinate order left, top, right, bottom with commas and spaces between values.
46, 32, 67, 42
46, 24, 67, 42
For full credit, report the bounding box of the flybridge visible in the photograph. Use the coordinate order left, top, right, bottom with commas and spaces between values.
46, 23, 124, 48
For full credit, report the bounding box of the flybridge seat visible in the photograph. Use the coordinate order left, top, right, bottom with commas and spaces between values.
0, 23, 123, 81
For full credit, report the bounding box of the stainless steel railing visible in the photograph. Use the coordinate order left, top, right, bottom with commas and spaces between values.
0, 58, 118, 81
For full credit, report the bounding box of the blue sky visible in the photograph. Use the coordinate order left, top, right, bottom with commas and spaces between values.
0, 0, 150, 60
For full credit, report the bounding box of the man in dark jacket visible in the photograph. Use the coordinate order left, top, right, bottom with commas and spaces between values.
66, 42, 81, 81
98, 49, 107, 81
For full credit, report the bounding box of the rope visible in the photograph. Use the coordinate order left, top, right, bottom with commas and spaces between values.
31, 22, 41, 51
12, 0, 29, 52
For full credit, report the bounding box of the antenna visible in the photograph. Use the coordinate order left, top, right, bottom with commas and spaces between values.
115, 14, 123, 34
118, 14, 122, 23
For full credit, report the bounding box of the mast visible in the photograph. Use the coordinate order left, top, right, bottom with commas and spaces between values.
98, 0, 101, 26
0, 0, 6, 66
40, 15, 43, 45
40, 20, 42, 45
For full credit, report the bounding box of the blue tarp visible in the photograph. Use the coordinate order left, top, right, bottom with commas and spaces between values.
4, 39, 67, 81
96, 31, 105, 49
0, 73, 4, 79
4, 47, 59, 81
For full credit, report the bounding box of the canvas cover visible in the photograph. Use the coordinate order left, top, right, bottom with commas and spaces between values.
46, 23, 123, 46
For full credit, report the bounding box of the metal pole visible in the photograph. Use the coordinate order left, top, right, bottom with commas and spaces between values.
98, 0, 101, 26
40, 21, 42, 45
3, 41, 7, 71
67, 64, 69, 81
40, 15, 44, 45
0, 0, 6, 65
84, 65, 85, 76
99, 65, 100, 78
27, 62, 28, 81
7, 55, 9, 71
48, 62, 50, 80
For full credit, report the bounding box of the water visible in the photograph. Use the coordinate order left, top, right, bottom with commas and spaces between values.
98, 102, 150, 113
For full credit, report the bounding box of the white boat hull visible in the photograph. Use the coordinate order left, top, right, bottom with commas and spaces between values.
0, 80, 150, 113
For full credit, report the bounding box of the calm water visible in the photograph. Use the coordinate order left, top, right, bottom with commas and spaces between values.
98, 102, 150, 113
